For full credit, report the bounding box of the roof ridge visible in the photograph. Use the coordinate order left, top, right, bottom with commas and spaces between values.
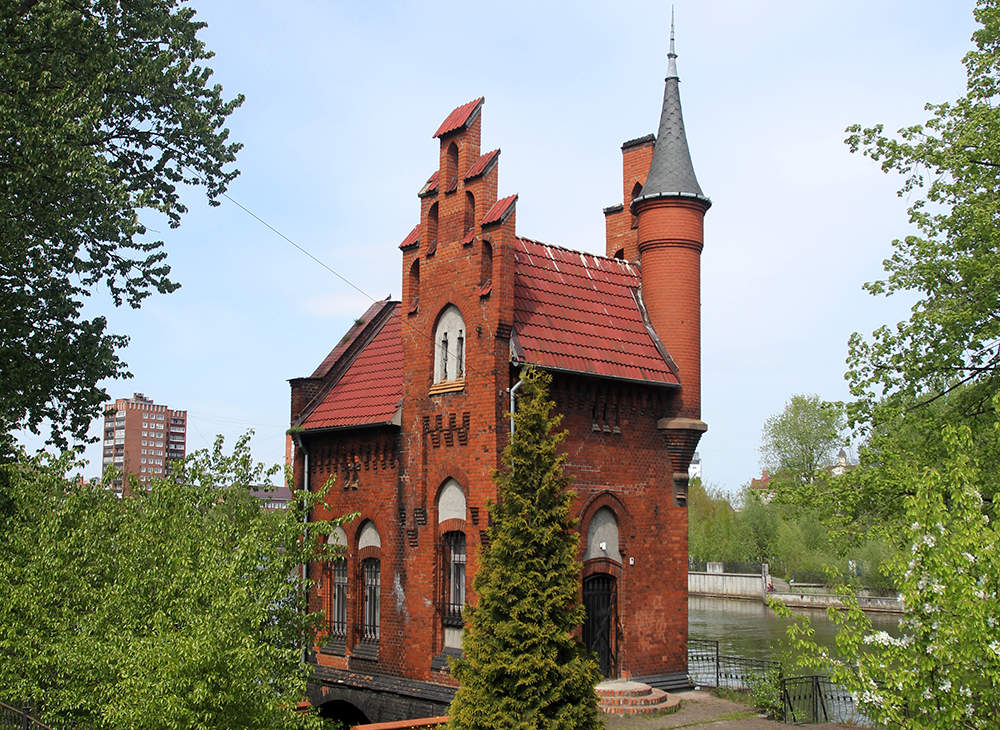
515, 236, 636, 267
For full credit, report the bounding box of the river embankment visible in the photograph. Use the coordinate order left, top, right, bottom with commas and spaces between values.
689, 570, 902, 614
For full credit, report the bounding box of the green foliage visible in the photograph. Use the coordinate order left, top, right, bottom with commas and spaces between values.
0, 0, 243, 453
776, 423, 1000, 728
448, 367, 602, 730
689, 480, 896, 590
846, 0, 1000, 425
758, 394, 845, 487
0, 433, 343, 730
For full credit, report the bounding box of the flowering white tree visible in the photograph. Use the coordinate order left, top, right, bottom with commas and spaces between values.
778, 424, 1000, 728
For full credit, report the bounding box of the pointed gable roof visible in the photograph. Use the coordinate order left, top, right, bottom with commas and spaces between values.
512, 238, 679, 387
298, 301, 404, 430
632, 22, 710, 209
433, 98, 484, 138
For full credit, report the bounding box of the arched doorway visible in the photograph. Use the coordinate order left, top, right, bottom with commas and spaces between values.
583, 573, 618, 677
317, 699, 369, 728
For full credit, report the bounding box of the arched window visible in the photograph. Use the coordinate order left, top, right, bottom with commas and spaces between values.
357, 521, 381, 643
464, 191, 475, 238
441, 532, 465, 625
434, 305, 465, 385
426, 203, 439, 256
326, 526, 348, 640
437, 478, 467, 648
445, 142, 459, 191
408, 259, 420, 314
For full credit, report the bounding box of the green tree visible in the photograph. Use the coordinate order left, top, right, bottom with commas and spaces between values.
0, 434, 343, 730
0, 0, 242, 455
448, 367, 601, 730
758, 394, 845, 486
777, 423, 1000, 728
845, 0, 1000, 428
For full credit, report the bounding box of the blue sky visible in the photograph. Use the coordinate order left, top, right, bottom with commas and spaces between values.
22, 0, 979, 494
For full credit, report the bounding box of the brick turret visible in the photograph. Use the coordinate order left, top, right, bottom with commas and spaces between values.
631, 23, 709, 498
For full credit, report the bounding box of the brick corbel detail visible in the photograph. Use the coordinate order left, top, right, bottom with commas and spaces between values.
656, 417, 708, 507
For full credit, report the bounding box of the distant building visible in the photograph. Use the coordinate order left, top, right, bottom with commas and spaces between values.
251, 484, 293, 512
102, 393, 187, 494
688, 451, 702, 480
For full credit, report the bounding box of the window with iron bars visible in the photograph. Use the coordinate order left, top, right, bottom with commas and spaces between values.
441, 531, 466, 626
326, 559, 347, 637
360, 557, 380, 642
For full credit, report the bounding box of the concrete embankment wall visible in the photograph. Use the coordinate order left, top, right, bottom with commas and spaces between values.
769, 592, 902, 614
688, 571, 764, 599
688, 572, 903, 614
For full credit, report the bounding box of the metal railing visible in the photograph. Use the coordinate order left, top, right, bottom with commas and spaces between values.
687, 638, 781, 691
781, 675, 866, 726
0, 702, 56, 730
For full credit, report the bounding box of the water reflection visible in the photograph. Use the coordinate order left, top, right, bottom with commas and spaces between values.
688, 596, 901, 665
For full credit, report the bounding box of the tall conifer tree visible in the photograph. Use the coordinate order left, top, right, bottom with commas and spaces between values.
449, 367, 602, 730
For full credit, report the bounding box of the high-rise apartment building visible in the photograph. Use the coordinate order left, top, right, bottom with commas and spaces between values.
102, 393, 187, 494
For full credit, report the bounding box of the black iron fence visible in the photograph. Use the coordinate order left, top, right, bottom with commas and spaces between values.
780, 675, 866, 726
687, 638, 781, 691
688, 640, 870, 726
0, 701, 55, 730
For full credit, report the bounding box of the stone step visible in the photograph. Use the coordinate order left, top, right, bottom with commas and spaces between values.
595, 681, 681, 716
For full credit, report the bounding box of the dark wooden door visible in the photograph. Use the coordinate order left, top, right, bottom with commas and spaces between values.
583, 574, 617, 677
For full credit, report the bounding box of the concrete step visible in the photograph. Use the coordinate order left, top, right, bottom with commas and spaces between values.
595, 680, 681, 716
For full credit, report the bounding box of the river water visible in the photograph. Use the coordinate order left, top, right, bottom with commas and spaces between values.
688, 595, 902, 665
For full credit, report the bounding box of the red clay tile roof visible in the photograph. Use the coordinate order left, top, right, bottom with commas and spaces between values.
301, 304, 403, 430
481, 194, 518, 227
398, 224, 420, 250
512, 238, 680, 387
309, 300, 388, 379
434, 98, 484, 138
465, 149, 500, 180
419, 171, 439, 197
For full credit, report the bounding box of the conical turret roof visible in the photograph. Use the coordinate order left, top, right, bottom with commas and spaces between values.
632, 21, 710, 209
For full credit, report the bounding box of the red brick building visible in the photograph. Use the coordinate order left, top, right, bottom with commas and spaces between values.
289, 39, 709, 724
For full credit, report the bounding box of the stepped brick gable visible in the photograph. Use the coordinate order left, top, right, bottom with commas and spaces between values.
289, 35, 710, 723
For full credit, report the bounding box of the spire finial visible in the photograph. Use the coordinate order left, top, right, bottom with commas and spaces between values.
667, 7, 678, 79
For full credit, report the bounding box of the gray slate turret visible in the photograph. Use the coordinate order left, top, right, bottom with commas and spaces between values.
632, 21, 710, 209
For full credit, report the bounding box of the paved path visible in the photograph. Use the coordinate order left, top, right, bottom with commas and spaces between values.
604, 689, 851, 730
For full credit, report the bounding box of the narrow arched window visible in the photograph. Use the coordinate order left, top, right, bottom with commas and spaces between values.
326, 527, 348, 640
361, 557, 380, 641
427, 203, 439, 256
445, 142, 459, 191
434, 305, 466, 384
442, 531, 466, 625
464, 191, 475, 237
408, 259, 420, 314
357, 521, 381, 644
